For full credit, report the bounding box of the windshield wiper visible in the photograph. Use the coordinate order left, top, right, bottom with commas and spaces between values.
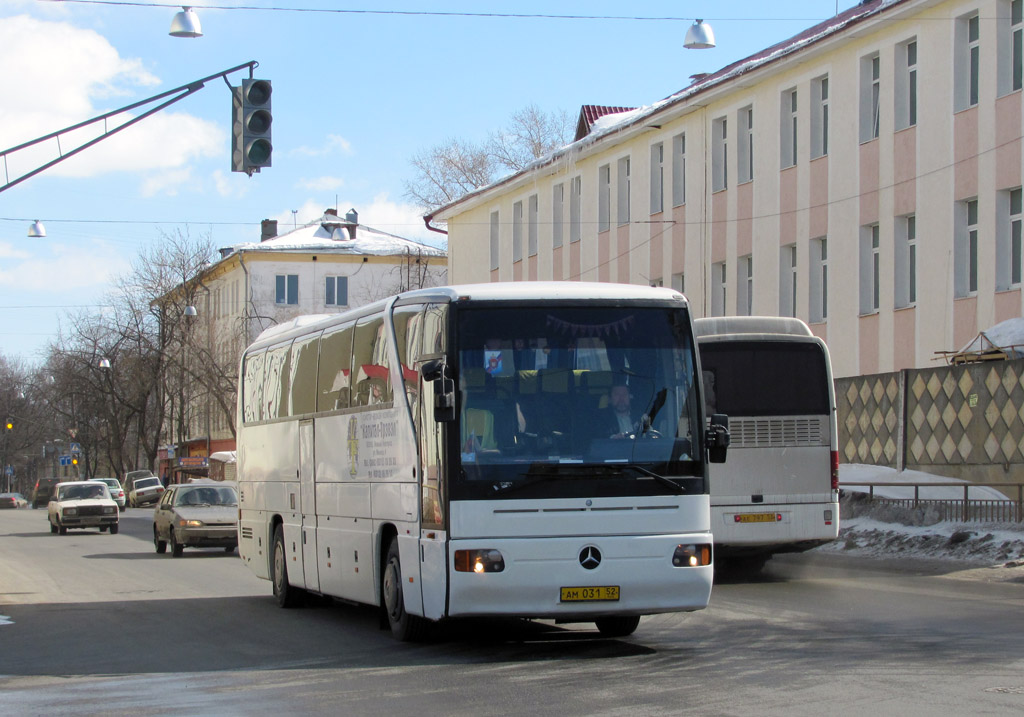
614, 464, 686, 494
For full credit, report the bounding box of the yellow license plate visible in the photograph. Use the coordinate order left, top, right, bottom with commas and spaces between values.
734, 513, 780, 523
560, 586, 620, 602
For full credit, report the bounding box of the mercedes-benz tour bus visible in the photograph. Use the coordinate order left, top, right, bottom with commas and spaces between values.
694, 316, 839, 574
237, 282, 729, 640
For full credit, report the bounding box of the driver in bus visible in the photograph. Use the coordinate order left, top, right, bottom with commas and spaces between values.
603, 380, 642, 439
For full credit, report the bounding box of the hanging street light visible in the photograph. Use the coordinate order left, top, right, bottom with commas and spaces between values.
684, 19, 716, 49
169, 7, 203, 38
27, 220, 46, 237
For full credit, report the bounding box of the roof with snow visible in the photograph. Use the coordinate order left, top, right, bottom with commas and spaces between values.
574, 105, 636, 142
223, 212, 447, 259
430, 0, 910, 220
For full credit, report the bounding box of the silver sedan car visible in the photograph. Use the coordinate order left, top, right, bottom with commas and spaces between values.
152, 481, 238, 557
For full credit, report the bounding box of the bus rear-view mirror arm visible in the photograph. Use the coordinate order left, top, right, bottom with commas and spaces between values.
706, 414, 730, 464
421, 359, 456, 423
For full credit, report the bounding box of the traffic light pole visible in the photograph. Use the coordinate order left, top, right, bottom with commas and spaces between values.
0, 60, 259, 195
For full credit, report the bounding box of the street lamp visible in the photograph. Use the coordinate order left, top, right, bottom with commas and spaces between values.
169, 7, 203, 38
27, 220, 46, 238
684, 19, 716, 49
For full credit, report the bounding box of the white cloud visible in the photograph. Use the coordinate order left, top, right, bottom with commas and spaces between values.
0, 241, 32, 260
297, 176, 345, 191
140, 167, 193, 198
291, 134, 353, 158
212, 169, 249, 199
0, 15, 220, 181
0, 240, 131, 291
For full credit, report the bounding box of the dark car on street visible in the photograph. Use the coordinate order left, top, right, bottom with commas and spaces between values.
31, 477, 61, 508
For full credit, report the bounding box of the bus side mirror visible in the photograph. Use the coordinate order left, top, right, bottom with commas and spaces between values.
705, 414, 730, 464
421, 360, 455, 423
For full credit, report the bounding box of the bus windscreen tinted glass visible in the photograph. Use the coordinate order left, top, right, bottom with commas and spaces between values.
700, 341, 829, 416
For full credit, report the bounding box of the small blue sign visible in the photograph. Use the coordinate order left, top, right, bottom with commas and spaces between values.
59, 456, 71, 466
70, 443, 81, 454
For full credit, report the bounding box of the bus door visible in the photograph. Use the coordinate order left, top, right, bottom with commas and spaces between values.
298, 419, 320, 592
417, 363, 448, 620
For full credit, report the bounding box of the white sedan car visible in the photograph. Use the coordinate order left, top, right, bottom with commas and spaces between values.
48, 481, 120, 535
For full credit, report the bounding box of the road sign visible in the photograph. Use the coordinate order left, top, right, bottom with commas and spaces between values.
70, 443, 81, 454
59, 455, 71, 466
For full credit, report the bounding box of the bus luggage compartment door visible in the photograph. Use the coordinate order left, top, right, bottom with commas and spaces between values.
299, 420, 320, 592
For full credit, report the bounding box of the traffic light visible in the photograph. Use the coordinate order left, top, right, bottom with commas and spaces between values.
4, 419, 11, 431
231, 79, 272, 174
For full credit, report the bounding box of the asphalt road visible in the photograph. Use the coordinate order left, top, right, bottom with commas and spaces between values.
1, 507, 1023, 716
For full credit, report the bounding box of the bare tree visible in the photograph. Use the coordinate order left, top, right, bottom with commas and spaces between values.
404, 104, 572, 212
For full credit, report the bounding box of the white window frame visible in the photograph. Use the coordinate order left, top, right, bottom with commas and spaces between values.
738, 105, 754, 184
552, 183, 564, 249
712, 116, 728, 192
861, 53, 881, 142
859, 224, 881, 314
325, 275, 348, 307
957, 12, 981, 110
275, 274, 298, 305
527, 194, 538, 257
810, 237, 828, 323
811, 75, 829, 159
737, 254, 753, 316
781, 88, 798, 169
672, 133, 686, 206
672, 272, 684, 295
779, 244, 797, 317
895, 214, 917, 308
617, 156, 631, 227
711, 261, 727, 316
997, 188, 1022, 290
895, 38, 918, 130
650, 142, 664, 215
570, 176, 582, 244
489, 210, 500, 271
956, 198, 979, 297
512, 200, 523, 263
598, 164, 611, 232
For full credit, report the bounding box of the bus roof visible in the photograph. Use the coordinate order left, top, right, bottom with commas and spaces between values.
693, 316, 814, 340
248, 282, 688, 351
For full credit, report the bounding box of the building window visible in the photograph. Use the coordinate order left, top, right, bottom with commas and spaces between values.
861, 53, 881, 141
895, 214, 917, 308
999, 0, 1023, 95
896, 39, 918, 130
598, 164, 611, 232
1015, 0, 1023, 91
570, 176, 581, 243
810, 237, 828, 323
712, 261, 727, 316
812, 75, 829, 159
712, 116, 728, 192
528, 194, 538, 257
325, 276, 348, 307
738, 106, 754, 183
956, 199, 979, 297
781, 88, 797, 168
552, 184, 564, 249
672, 272, 684, 294
672, 133, 686, 206
650, 142, 664, 215
779, 245, 797, 317
489, 210, 500, 271
275, 274, 298, 305
617, 156, 631, 226
957, 12, 981, 110
512, 200, 523, 262
860, 225, 880, 313
998, 188, 1022, 289
737, 254, 753, 316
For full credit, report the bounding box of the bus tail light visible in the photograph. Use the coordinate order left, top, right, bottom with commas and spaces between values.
454, 549, 505, 573
831, 450, 840, 491
672, 544, 712, 567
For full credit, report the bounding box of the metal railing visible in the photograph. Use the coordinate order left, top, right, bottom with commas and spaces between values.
840, 482, 1024, 523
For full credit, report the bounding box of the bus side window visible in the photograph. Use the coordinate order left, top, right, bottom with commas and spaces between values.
353, 315, 392, 406
393, 305, 424, 409
263, 342, 292, 419
242, 350, 266, 423
317, 324, 354, 412
289, 333, 321, 416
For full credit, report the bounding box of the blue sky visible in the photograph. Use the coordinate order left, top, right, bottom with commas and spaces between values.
0, 0, 859, 363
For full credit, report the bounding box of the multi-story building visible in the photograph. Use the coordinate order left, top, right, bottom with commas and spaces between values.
158, 209, 447, 480
429, 0, 1024, 379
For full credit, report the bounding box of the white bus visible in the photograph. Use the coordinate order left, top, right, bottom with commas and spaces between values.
694, 316, 839, 573
237, 282, 729, 640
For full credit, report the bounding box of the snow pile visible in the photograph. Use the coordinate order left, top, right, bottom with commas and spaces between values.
815, 465, 1024, 569
956, 316, 1024, 359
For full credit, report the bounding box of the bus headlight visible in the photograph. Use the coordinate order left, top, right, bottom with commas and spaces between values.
454, 549, 505, 573
672, 543, 712, 567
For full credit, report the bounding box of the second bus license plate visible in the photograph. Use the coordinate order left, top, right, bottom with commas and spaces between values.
734, 513, 781, 523
560, 586, 620, 602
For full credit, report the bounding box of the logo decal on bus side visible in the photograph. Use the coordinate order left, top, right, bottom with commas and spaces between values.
347, 416, 359, 477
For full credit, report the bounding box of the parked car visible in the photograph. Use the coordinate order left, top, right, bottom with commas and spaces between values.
0, 492, 29, 509
89, 478, 126, 511
47, 481, 119, 535
126, 474, 164, 508
31, 477, 61, 509
153, 481, 238, 557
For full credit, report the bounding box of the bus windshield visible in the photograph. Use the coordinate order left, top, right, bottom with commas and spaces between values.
454, 305, 702, 499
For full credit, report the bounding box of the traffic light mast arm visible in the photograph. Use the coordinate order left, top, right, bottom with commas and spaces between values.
0, 60, 258, 195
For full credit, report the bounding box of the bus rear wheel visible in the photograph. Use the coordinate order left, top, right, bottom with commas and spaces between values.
382, 538, 427, 641
271, 525, 303, 608
595, 615, 641, 637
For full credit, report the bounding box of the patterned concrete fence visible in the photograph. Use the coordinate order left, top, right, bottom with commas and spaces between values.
836, 358, 1024, 488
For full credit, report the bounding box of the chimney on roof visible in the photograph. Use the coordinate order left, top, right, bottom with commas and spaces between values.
324, 208, 338, 217
261, 219, 278, 241
345, 208, 358, 240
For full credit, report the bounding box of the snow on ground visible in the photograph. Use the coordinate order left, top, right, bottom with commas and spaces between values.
813, 464, 1024, 577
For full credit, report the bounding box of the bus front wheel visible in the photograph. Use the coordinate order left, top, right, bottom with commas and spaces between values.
595, 615, 641, 637
271, 525, 303, 608
382, 538, 426, 641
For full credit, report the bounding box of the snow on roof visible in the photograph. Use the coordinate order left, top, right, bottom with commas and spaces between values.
224, 213, 447, 259
431, 0, 907, 219
956, 317, 1024, 359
